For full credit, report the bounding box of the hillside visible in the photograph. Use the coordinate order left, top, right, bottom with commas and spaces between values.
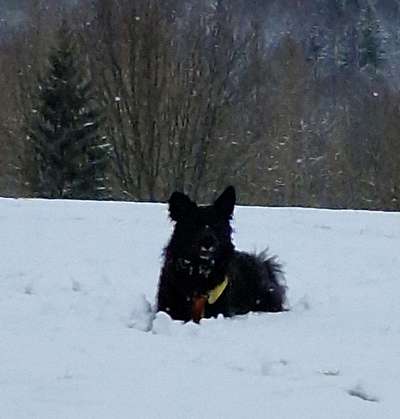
0, 198, 399, 418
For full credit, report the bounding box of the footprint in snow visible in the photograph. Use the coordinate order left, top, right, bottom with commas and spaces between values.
347, 383, 380, 403
24, 283, 34, 295
319, 368, 340, 376
314, 224, 332, 231
261, 359, 289, 376
292, 295, 312, 312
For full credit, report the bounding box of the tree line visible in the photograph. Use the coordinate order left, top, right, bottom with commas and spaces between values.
0, 0, 399, 210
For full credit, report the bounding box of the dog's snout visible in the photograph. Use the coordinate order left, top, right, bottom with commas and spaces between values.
198, 226, 217, 252
201, 233, 216, 250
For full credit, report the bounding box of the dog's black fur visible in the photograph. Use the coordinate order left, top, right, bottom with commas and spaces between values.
156, 186, 286, 321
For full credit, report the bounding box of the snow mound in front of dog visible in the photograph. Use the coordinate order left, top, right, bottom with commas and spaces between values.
1, 197, 399, 419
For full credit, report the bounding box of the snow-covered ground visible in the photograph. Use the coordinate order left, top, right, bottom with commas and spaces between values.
1, 197, 399, 419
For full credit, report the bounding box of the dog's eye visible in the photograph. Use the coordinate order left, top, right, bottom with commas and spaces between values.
204, 222, 218, 229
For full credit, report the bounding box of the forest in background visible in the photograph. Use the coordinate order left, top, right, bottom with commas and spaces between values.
0, 0, 399, 210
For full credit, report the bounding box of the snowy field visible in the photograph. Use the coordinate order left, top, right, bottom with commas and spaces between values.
0, 197, 399, 419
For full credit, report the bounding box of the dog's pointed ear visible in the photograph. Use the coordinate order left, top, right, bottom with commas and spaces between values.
214, 186, 236, 219
168, 191, 196, 222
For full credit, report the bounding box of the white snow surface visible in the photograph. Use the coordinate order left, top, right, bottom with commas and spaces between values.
1, 198, 399, 419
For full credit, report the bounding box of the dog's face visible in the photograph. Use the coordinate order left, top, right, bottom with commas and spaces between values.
167, 186, 236, 276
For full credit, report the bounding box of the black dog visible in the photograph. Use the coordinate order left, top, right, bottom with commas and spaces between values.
156, 186, 286, 322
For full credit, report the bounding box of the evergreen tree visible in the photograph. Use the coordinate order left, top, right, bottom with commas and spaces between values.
29, 19, 111, 199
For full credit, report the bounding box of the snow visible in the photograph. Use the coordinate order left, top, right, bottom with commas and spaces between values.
0, 197, 399, 419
